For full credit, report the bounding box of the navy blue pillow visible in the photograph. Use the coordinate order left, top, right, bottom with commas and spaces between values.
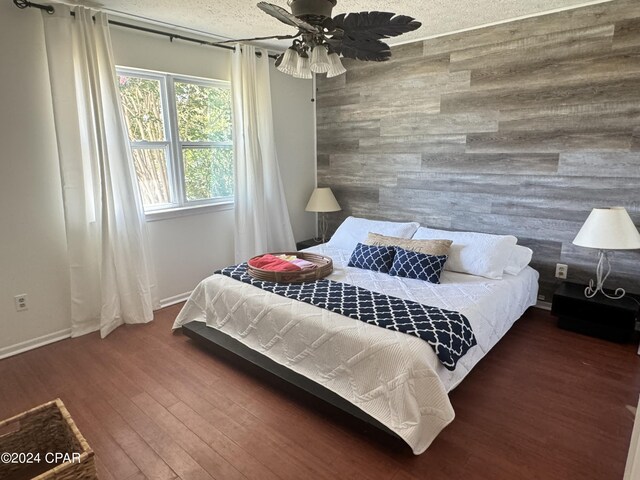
389, 246, 448, 284
348, 243, 395, 273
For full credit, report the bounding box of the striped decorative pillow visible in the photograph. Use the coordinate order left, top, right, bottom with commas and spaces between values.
366, 232, 452, 256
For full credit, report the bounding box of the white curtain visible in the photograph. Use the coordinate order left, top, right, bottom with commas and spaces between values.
42, 5, 158, 338
231, 44, 296, 262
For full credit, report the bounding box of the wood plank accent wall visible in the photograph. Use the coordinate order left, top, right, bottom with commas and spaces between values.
316, 0, 640, 299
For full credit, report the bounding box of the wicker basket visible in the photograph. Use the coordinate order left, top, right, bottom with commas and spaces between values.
248, 251, 333, 283
0, 399, 97, 480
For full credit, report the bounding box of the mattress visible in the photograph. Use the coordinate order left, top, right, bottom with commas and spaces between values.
173, 244, 539, 454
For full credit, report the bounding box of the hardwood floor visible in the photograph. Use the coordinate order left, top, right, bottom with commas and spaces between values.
0, 306, 638, 479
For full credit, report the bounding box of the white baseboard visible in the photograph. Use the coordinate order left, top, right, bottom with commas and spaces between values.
0, 292, 190, 360
535, 301, 552, 311
0, 328, 71, 361
159, 291, 191, 309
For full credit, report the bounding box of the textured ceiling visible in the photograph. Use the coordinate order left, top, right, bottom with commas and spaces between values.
81, 0, 609, 50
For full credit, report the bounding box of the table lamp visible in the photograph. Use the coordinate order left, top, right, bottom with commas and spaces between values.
572, 206, 640, 299
305, 187, 341, 243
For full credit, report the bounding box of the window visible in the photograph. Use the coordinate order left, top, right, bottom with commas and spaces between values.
117, 68, 233, 213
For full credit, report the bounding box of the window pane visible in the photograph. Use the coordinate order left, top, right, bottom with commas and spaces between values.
175, 82, 232, 142
118, 75, 166, 141
131, 148, 171, 207
183, 147, 233, 201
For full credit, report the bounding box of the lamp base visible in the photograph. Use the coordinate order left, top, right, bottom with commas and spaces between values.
312, 213, 329, 244
584, 250, 626, 300
319, 212, 328, 244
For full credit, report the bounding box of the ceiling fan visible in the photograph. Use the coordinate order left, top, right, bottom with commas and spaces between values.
226, 0, 422, 79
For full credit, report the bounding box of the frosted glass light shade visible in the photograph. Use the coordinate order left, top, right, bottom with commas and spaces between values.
310, 45, 330, 73
326, 53, 346, 78
305, 187, 341, 212
573, 207, 640, 250
277, 48, 298, 76
294, 54, 312, 79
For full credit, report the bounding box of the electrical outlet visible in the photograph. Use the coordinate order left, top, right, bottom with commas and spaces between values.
14, 294, 28, 312
555, 263, 568, 280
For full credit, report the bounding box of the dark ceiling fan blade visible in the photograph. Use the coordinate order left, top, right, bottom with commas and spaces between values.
257, 2, 319, 33
213, 33, 301, 44
328, 37, 391, 61
332, 12, 421, 41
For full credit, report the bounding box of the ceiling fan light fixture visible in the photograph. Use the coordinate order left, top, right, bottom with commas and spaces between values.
326, 52, 346, 78
277, 47, 298, 76
310, 45, 330, 73
294, 52, 313, 79
258, 1, 421, 80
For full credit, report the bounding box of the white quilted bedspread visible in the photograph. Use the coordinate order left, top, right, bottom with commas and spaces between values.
173, 244, 539, 454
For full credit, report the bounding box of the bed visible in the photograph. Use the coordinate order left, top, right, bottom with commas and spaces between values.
173, 230, 539, 454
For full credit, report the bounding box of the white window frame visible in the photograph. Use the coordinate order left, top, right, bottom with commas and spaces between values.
116, 67, 234, 219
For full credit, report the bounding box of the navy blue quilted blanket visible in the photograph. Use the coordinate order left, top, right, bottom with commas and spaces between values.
216, 263, 477, 371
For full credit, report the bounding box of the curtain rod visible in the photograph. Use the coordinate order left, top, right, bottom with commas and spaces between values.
13, 0, 280, 60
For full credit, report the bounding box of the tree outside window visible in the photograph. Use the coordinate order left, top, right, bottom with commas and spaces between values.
117, 69, 233, 212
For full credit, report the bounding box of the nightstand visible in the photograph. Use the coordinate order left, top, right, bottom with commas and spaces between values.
551, 282, 639, 343
296, 238, 323, 250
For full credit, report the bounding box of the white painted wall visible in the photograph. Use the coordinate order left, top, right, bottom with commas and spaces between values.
0, 4, 71, 357
145, 208, 236, 303
0, 5, 317, 356
270, 69, 317, 242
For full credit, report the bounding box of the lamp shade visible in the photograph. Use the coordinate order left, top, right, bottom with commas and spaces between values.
573, 207, 640, 250
305, 187, 341, 213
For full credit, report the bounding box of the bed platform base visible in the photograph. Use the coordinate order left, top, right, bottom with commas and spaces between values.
181, 321, 402, 442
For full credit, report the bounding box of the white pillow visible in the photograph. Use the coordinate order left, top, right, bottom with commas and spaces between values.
504, 245, 533, 276
327, 216, 420, 252
412, 227, 517, 279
